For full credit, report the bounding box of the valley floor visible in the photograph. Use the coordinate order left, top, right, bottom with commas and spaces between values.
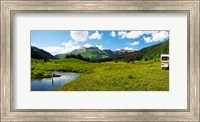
31, 58, 169, 91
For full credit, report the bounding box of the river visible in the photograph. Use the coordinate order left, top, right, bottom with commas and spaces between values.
31, 72, 81, 91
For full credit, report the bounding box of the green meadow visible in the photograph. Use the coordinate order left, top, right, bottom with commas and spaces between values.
31, 58, 169, 91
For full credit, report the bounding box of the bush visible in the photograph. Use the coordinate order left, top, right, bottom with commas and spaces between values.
128, 75, 133, 79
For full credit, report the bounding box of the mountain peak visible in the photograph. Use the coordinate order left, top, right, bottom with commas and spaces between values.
85, 46, 99, 49
114, 49, 135, 55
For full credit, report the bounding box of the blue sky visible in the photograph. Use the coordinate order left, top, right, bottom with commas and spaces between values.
31, 30, 169, 55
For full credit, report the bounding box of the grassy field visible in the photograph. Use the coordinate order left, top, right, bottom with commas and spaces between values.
31, 58, 169, 91
31, 58, 97, 78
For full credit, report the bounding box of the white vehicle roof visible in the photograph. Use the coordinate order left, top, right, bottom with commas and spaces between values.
161, 54, 169, 57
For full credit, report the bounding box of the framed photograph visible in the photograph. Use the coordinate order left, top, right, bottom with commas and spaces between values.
1, 0, 199, 121
31, 30, 170, 91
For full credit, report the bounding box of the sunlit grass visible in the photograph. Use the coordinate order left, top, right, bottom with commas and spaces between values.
31, 58, 169, 91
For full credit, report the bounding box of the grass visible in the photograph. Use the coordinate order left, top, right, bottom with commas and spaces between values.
31, 58, 97, 78
31, 58, 169, 91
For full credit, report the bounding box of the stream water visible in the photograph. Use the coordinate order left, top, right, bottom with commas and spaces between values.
31, 72, 81, 91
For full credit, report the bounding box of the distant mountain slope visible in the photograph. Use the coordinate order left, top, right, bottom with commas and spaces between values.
96, 39, 169, 62
55, 53, 66, 59
111, 39, 169, 61
32, 39, 168, 62
139, 39, 169, 60
69, 47, 110, 60
31, 46, 56, 59
55, 47, 135, 60
113, 49, 135, 55
102, 49, 115, 56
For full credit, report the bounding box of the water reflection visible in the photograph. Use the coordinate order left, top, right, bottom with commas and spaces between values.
52, 77, 54, 86
31, 72, 81, 91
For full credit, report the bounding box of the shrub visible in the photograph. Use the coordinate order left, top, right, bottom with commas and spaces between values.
128, 75, 133, 79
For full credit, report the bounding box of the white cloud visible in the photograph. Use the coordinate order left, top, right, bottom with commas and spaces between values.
70, 31, 89, 42
109, 31, 116, 37
118, 31, 144, 39
88, 31, 102, 40
42, 40, 80, 55
143, 31, 158, 35
129, 41, 140, 46
115, 48, 120, 51
118, 31, 127, 39
118, 31, 161, 39
143, 31, 169, 43
143, 36, 152, 43
152, 31, 169, 42
126, 31, 144, 39
84, 44, 92, 48
95, 45, 103, 50
42, 46, 65, 56
61, 40, 80, 51
118, 31, 169, 43
124, 47, 134, 50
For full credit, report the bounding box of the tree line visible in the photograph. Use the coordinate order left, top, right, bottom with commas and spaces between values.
66, 54, 90, 62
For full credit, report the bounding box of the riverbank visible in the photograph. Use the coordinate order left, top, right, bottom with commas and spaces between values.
31, 58, 96, 79
36, 73, 61, 79
31, 72, 81, 91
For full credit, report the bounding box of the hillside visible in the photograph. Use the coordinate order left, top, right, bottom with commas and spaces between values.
114, 49, 135, 55
99, 39, 169, 62
31, 46, 56, 59
54, 39, 168, 62
120, 39, 168, 61
70, 47, 109, 60
103, 49, 115, 56
55, 53, 66, 59
55, 47, 135, 60
138, 39, 169, 60
56, 47, 116, 60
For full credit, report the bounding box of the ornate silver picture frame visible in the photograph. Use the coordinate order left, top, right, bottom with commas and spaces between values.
1, 0, 199, 121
